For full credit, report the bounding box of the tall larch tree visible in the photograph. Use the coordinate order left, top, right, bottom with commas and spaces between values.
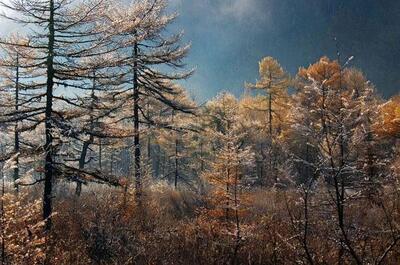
202, 100, 254, 265
0, 35, 37, 190
156, 85, 196, 189
0, 0, 119, 230
291, 55, 394, 264
246, 57, 290, 185
104, 0, 193, 200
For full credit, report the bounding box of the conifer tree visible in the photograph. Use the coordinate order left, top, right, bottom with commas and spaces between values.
104, 0, 193, 200
291, 56, 388, 264
246, 57, 290, 185
202, 128, 254, 265
156, 86, 196, 188
376, 95, 400, 140
0, 0, 119, 230
0, 35, 37, 190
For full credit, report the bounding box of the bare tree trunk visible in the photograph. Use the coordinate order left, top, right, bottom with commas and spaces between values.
110, 151, 114, 174
75, 140, 90, 196
146, 102, 151, 165
161, 151, 165, 178
268, 73, 277, 185
200, 141, 204, 172
232, 166, 241, 265
268, 89, 272, 138
302, 142, 314, 264
154, 144, 160, 178
75, 71, 96, 196
133, 41, 141, 202
43, 0, 55, 231
268, 91, 277, 185
13, 54, 19, 192
174, 137, 179, 189
302, 188, 314, 265
1, 151, 5, 265
258, 144, 265, 186
99, 139, 102, 170
171, 110, 179, 189
226, 167, 230, 222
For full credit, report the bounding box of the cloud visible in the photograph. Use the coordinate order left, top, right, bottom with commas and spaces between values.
171, 0, 271, 25
217, 0, 271, 23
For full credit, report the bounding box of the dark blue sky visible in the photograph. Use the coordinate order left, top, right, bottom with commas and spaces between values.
169, 0, 400, 101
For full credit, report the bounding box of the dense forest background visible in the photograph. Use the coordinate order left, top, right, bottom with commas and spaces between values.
0, 0, 399, 264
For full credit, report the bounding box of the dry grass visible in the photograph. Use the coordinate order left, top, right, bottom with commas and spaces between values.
1, 182, 399, 264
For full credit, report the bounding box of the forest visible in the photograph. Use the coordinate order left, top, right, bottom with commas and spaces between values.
0, 0, 399, 264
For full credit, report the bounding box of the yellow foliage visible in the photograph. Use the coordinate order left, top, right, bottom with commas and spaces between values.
1, 190, 46, 264
375, 95, 400, 139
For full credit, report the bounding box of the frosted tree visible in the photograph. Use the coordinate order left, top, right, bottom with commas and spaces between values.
202, 128, 254, 265
60, 54, 136, 196
291, 54, 397, 263
293, 56, 361, 263
103, 0, 193, 200
203, 93, 239, 139
343, 69, 385, 191
0, 0, 122, 230
156, 86, 196, 189
239, 95, 276, 185
375, 95, 400, 140
246, 57, 290, 185
0, 35, 40, 190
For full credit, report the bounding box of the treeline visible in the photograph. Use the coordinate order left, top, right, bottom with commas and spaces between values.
0, 0, 399, 264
